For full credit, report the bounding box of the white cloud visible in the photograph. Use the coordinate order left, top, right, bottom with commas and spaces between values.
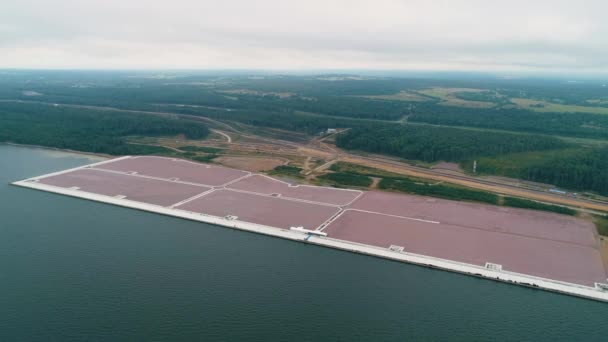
1, 0, 607, 72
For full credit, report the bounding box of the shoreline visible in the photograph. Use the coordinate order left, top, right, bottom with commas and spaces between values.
1, 142, 111, 160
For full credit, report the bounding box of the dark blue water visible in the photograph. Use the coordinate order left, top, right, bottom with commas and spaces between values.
1, 145, 608, 341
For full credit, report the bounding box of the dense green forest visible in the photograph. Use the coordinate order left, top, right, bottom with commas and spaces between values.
170, 106, 383, 134
0, 103, 209, 155
1, 82, 409, 121
3, 71, 608, 139
335, 125, 568, 162
464, 148, 608, 196
409, 105, 608, 139
510, 148, 608, 196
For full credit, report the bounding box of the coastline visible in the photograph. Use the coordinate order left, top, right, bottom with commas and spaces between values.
1, 142, 111, 160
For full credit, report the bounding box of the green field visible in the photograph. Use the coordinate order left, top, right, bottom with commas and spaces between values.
329, 161, 405, 178
179, 145, 223, 153
269, 165, 304, 179
317, 172, 372, 187
595, 216, 608, 236
502, 197, 576, 216
460, 149, 579, 178
417, 88, 497, 108
379, 177, 500, 205
511, 98, 608, 115
358, 90, 429, 102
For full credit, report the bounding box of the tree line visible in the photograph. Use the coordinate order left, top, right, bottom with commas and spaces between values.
0, 103, 209, 155
335, 125, 568, 162
515, 148, 608, 196
409, 104, 608, 139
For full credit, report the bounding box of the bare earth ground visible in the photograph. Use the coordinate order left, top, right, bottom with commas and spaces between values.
214, 156, 286, 172
431, 162, 463, 173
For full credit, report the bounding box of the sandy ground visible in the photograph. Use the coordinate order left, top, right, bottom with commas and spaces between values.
215, 156, 286, 171
431, 162, 463, 173
2, 142, 110, 160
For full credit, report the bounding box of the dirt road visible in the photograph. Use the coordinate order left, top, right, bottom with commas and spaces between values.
210, 129, 232, 143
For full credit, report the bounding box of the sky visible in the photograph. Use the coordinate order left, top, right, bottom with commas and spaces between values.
1, 0, 607, 73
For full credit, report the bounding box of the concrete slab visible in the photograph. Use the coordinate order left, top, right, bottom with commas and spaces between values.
95, 156, 248, 186
351, 191, 597, 247
176, 189, 339, 230
228, 174, 361, 206
323, 210, 606, 286
37, 168, 208, 207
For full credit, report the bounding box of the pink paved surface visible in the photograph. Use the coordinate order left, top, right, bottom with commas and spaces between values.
324, 210, 607, 286
37, 169, 208, 207
350, 192, 597, 247
95, 156, 248, 186
227, 175, 361, 206
31, 157, 607, 287
176, 189, 339, 230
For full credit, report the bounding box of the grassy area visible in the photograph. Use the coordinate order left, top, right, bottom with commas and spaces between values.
219, 89, 295, 98
417, 87, 496, 108
358, 90, 429, 102
453, 90, 507, 104
511, 98, 608, 115
317, 172, 372, 187
329, 161, 405, 178
379, 177, 499, 205
594, 216, 608, 236
179, 145, 223, 153
331, 162, 499, 204
502, 197, 576, 216
269, 165, 303, 179
330, 161, 581, 215
460, 148, 580, 178
191, 154, 218, 163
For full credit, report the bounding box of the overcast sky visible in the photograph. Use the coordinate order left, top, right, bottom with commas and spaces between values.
1, 0, 607, 73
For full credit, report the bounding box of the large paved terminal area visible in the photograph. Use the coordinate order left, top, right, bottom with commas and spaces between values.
17, 156, 608, 290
